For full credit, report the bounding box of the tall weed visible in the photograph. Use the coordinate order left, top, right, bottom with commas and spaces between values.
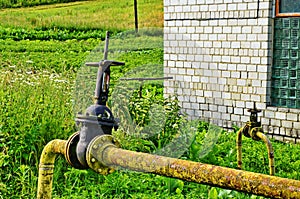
0, 66, 75, 197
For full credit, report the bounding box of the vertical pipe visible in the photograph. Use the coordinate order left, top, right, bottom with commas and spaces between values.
37, 139, 67, 199
95, 32, 110, 104
134, 0, 138, 33
256, 132, 275, 175
103, 31, 110, 60
236, 127, 244, 170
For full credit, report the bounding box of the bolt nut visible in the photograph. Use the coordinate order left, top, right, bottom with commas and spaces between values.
91, 158, 96, 163
98, 168, 102, 173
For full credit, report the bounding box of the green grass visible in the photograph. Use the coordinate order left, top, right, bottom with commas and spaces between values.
0, 0, 163, 31
0, 0, 87, 8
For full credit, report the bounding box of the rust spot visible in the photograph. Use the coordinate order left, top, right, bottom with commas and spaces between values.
97, 145, 300, 198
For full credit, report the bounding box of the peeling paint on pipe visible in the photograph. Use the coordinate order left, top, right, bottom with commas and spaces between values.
236, 127, 243, 170
236, 126, 275, 176
256, 132, 275, 176
37, 139, 66, 199
91, 142, 300, 198
37, 136, 298, 199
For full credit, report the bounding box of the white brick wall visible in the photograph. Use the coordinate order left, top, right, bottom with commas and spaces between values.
164, 0, 300, 143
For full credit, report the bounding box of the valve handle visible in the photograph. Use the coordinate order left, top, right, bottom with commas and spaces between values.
85, 32, 124, 105
247, 102, 261, 124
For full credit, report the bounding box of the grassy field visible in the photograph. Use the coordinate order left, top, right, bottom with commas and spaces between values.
0, 0, 163, 30
1, 0, 300, 199
0, 0, 87, 8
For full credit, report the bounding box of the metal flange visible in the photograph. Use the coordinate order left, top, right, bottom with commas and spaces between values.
65, 132, 87, 169
86, 134, 120, 175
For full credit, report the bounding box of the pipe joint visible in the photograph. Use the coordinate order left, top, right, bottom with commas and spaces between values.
86, 134, 120, 175
249, 127, 263, 141
236, 103, 275, 176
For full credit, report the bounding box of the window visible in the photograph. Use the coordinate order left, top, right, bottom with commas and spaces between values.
272, 1, 300, 108
276, 0, 300, 17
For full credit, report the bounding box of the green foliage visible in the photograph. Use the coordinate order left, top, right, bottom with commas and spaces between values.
113, 87, 183, 153
0, 38, 101, 73
0, 66, 75, 197
0, 0, 163, 31
0, 26, 111, 41
0, 0, 88, 8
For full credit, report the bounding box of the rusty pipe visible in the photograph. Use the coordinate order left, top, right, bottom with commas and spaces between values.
236, 126, 275, 176
37, 139, 67, 199
88, 135, 300, 199
256, 131, 275, 176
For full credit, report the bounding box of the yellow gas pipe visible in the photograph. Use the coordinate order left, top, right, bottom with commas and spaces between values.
87, 135, 299, 199
236, 126, 275, 176
237, 103, 275, 176
256, 131, 275, 175
37, 139, 67, 199
37, 135, 300, 199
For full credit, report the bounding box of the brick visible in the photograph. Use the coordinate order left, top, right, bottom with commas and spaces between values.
212, 111, 221, 119
252, 80, 261, 87
282, 121, 293, 129
197, 97, 205, 103
286, 128, 292, 137
271, 119, 281, 126
274, 126, 280, 134
261, 118, 270, 126
273, 135, 284, 142
209, 104, 218, 111
186, 109, 195, 116
241, 94, 250, 101
251, 57, 261, 64
290, 109, 300, 114
234, 107, 243, 115
284, 137, 295, 144
236, 101, 245, 108
192, 76, 199, 82
191, 103, 199, 109
218, 105, 227, 113
170, 68, 177, 74
178, 68, 185, 74
250, 94, 260, 102
222, 70, 231, 77
213, 91, 222, 98
175, 75, 183, 81
222, 92, 231, 99
231, 114, 241, 122
278, 108, 289, 113
195, 110, 202, 117
191, 5, 199, 12
287, 113, 298, 121
275, 112, 287, 120
237, 79, 246, 86
226, 106, 233, 113
182, 102, 191, 109
291, 129, 299, 137
294, 122, 300, 129
203, 110, 211, 117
